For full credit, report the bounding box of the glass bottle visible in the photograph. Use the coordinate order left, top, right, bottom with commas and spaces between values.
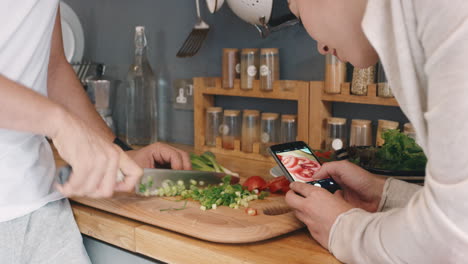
349, 119, 373, 147
324, 54, 346, 94
205, 107, 223, 147
260, 113, 280, 155
280, 114, 297, 143
326, 117, 347, 151
377, 61, 394, 98
126, 26, 157, 145
259, 48, 280, 91
376, 120, 399, 146
351, 65, 376, 96
240, 49, 259, 90
222, 49, 239, 89
404, 123, 416, 140
220, 110, 242, 150
241, 110, 260, 153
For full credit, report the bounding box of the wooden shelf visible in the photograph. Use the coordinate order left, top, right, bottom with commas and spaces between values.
321, 83, 399, 107
193, 77, 310, 162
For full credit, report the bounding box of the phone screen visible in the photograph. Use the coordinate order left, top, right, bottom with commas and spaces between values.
273, 146, 321, 183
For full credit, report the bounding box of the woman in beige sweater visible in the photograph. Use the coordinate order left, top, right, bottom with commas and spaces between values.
285, 0, 468, 263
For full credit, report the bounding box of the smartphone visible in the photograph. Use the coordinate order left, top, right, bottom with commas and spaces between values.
268, 141, 340, 194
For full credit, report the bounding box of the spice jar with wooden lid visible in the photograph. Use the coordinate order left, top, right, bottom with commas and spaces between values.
351, 65, 376, 96
324, 54, 346, 94
377, 61, 394, 98
280, 114, 297, 143
326, 117, 347, 151
222, 48, 239, 89
205, 107, 223, 146
403, 122, 416, 140
220, 110, 241, 150
376, 119, 399, 146
241, 110, 260, 153
259, 48, 280, 91
240, 49, 259, 90
260, 113, 280, 155
350, 119, 373, 146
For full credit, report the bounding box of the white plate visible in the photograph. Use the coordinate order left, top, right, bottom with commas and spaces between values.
60, 2, 84, 63
270, 166, 284, 178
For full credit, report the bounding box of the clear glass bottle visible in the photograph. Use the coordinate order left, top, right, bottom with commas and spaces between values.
280, 114, 297, 143
326, 117, 347, 151
260, 113, 280, 155
351, 65, 376, 96
349, 119, 373, 147
241, 110, 260, 153
240, 49, 259, 90
259, 48, 280, 91
324, 55, 346, 94
126, 26, 157, 145
205, 107, 223, 147
377, 61, 394, 98
222, 48, 239, 89
220, 110, 242, 150
376, 119, 399, 146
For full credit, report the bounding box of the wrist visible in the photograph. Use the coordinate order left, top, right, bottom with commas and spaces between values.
45, 103, 70, 139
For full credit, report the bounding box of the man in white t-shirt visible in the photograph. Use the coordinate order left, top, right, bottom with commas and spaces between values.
285, 0, 468, 263
0, 2, 191, 262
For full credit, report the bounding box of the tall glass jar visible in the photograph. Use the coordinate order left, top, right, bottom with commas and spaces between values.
404, 123, 416, 140
280, 114, 297, 143
324, 54, 346, 94
376, 119, 399, 146
240, 49, 259, 90
351, 65, 376, 96
241, 110, 260, 153
220, 110, 241, 150
377, 61, 394, 98
205, 107, 223, 146
259, 48, 280, 91
326, 117, 347, 151
260, 113, 280, 155
222, 48, 239, 89
349, 119, 373, 147
126, 26, 157, 145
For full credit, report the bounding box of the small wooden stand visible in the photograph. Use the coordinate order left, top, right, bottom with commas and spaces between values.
193, 77, 310, 162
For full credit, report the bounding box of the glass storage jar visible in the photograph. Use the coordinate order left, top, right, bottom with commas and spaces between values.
280, 114, 297, 143
403, 122, 416, 140
351, 65, 376, 96
376, 119, 399, 146
220, 110, 241, 150
222, 48, 239, 89
260, 113, 280, 155
241, 110, 260, 153
326, 117, 347, 151
324, 54, 346, 94
259, 48, 280, 91
377, 61, 394, 98
240, 49, 259, 90
349, 119, 373, 147
205, 107, 223, 146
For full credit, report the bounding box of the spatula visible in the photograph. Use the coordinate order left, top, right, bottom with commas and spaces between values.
176, 0, 210, 58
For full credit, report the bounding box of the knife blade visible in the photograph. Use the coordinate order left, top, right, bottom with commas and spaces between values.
136, 168, 240, 195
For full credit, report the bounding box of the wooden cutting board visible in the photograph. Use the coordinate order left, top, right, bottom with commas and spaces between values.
72, 193, 304, 244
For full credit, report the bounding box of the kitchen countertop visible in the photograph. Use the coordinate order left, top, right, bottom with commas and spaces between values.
53, 143, 341, 264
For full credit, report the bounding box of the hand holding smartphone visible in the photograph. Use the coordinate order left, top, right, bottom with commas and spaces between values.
268, 141, 340, 194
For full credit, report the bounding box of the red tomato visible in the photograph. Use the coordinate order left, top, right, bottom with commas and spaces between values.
266, 176, 291, 193
242, 176, 267, 191
281, 155, 298, 168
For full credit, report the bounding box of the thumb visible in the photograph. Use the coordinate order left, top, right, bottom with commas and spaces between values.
114, 150, 143, 192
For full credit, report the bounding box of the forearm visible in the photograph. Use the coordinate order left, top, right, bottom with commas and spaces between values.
0, 74, 64, 138
47, 60, 114, 142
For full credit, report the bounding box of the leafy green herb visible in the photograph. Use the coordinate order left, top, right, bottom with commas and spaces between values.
190, 152, 239, 177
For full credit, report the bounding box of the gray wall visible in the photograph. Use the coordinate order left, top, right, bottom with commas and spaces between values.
63, 0, 408, 145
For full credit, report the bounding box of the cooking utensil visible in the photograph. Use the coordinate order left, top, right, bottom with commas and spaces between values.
206, 0, 224, 13
57, 165, 124, 185
176, 0, 210, 58
137, 168, 240, 195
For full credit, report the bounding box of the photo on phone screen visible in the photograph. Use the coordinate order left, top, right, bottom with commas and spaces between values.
269, 141, 341, 193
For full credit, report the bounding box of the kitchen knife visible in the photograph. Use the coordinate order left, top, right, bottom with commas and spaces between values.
136, 168, 240, 195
